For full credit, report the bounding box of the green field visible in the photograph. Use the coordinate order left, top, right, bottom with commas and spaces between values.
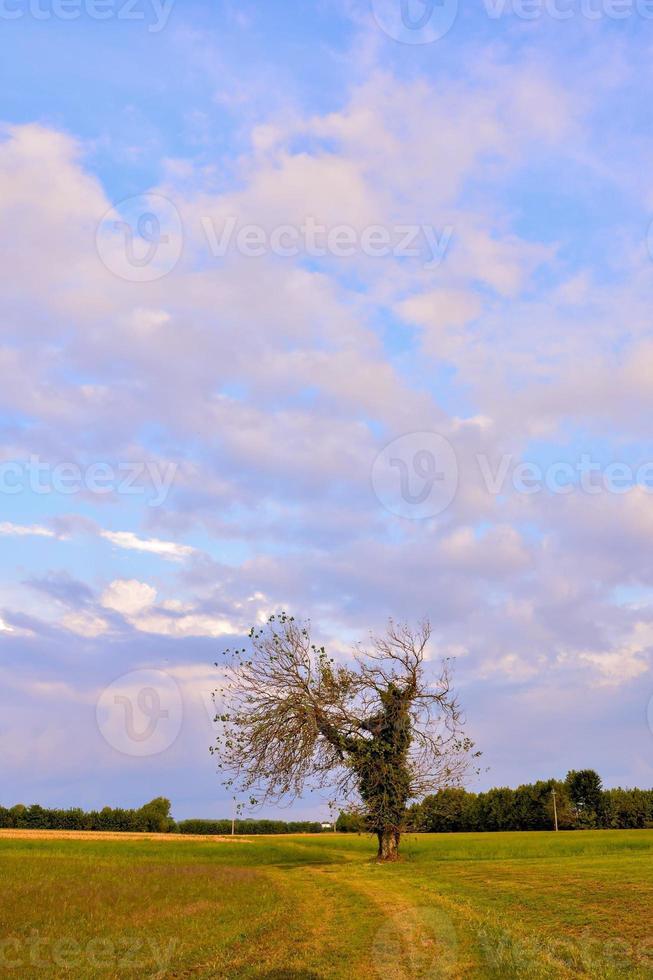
1, 830, 651, 978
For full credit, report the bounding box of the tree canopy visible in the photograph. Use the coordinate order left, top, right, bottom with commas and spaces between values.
212, 613, 478, 859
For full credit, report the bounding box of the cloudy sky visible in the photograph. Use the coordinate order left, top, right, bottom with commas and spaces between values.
1, 0, 652, 820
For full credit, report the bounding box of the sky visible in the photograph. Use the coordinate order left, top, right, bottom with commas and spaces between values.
1, 0, 653, 821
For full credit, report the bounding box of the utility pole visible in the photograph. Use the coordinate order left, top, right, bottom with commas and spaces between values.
552, 788, 559, 832
231, 797, 236, 837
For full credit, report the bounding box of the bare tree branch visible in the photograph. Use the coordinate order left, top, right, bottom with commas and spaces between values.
211, 613, 479, 860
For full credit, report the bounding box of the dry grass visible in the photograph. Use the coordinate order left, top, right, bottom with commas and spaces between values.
1, 830, 651, 977
0, 829, 251, 843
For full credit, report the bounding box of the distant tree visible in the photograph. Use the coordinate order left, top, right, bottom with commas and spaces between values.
602, 787, 653, 829
178, 819, 232, 835
565, 770, 603, 826
138, 797, 175, 833
548, 780, 576, 830
213, 614, 478, 861
336, 810, 366, 833
511, 779, 574, 831
9, 804, 27, 828
411, 777, 580, 833
477, 787, 516, 832
415, 787, 473, 833
23, 804, 48, 829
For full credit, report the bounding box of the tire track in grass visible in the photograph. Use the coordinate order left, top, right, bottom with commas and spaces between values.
170, 860, 381, 978
353, 872, 651, 979
319, 865, 588, 979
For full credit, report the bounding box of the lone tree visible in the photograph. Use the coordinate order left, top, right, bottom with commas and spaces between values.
212, 613, 478, 860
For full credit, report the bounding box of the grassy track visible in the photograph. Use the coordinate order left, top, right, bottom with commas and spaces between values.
1, 830, 651, 978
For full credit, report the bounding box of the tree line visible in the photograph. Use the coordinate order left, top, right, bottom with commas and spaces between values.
337, 770, 653, 832
0, 797, 177, 833
0, 798, 327, 835
4, 771, 651, 837
177, 818, 327, 835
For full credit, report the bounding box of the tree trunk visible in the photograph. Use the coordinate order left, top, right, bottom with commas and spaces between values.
377, 829, 400, 861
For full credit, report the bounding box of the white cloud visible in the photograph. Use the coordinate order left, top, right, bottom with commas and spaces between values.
1, 43, 652, 817
101, 579, 158, 617
133, 611, 236, 638
99, 531, 196, 561
477, 652, 541, 682
579, 622, 653, 686
61, 611, 109, 638
97, 578, 235, 637
0, 522, 55, 538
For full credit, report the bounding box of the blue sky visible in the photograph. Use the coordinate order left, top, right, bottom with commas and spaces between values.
1, 0, 653, 820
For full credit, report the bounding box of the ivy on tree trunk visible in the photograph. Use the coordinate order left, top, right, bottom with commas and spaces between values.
212, 614, 479, 861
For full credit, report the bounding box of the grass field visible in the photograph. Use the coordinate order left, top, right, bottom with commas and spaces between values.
1, 829, 651, 978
